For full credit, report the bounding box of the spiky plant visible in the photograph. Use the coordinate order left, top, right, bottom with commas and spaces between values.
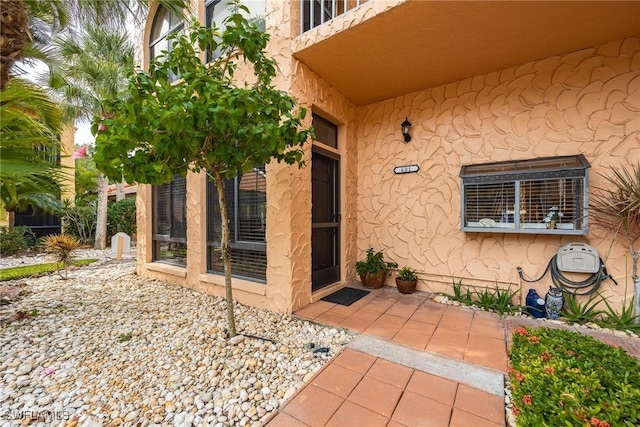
590, 164, 640, 322
41, 234, 80, 279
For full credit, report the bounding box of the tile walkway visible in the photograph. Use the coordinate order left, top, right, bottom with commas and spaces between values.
265, 284, 640, 427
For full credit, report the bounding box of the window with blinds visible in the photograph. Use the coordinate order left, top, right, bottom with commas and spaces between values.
153, 176, 187, 265
460, 155, 590, 234
207, 165, 267, 282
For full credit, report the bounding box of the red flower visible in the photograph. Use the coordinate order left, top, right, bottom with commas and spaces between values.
514, 372, 525, 382
527, 336, 540, 344
512, 406, 521, 416
544, 366, 556, 375
72, 144, 88, 160
514, 327, 528, 336
590, 417, 610, 427
522, 395, 533, 405
541, 351, 552, 361
98, 123, 107, 132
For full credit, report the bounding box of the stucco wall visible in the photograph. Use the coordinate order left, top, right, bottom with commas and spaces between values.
356, 37, 640, 305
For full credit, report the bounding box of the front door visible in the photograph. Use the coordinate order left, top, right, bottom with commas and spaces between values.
311, 150, 340, 291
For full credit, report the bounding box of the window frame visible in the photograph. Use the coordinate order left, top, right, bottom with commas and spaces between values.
459, 155, 590, 235
206, 166, 267, 283
152, 176, 187, 266
148, 6, 184, 81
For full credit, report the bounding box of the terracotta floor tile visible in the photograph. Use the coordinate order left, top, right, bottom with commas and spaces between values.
469, 323, 506, 340
281, 384, 343, 426
426, 337, 466, 360
450, 408, 504, 427
333, 349, 377, 375
350, 308, 383, 322
406, 371, 458, 406
386, 421, 408, 427
327, 303, 361, 316
315, 310, 349, 326
410, 308, 445, 325
265, 412, 311, 427
402, 319, 437, 336
431, 327, 469, 345
312, 363, 364, 398
391, 391, 452, 427
364, 323, 401, 340
347, 376, 403, 417
325, 400, 389, 427
391, 329, 431, 350
454, 384, 505, 425
386, 302, 419, 318
294, 301, 334, 319
464, 335, 508, 371
339, 315, 374, 332
376, 313, 408, 327
366, 358, 414, 388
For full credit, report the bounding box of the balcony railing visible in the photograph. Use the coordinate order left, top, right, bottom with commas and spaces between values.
301, 0, 368, 33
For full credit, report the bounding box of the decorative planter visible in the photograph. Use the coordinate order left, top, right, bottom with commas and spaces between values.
395, 278, 417, 294
360, 270, 386, 289
545, 286, 564, 319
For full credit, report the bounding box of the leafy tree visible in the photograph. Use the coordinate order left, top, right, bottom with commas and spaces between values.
591, 164, 640, 323
93, 3, 311, 336
49, 27, 135, 249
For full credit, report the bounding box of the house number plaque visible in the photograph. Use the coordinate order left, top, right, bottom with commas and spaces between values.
393, 165, 420, 174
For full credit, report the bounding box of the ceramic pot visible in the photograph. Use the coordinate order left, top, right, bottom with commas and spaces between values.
395, 278, 417, 294
360, 270, 386, 289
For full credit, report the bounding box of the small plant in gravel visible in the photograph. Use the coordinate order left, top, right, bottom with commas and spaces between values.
440, 280, 520, 314
561, 292, 605, 324
508, 326, 640, 427
41, 234, 80, 279
118, 332, 132, 342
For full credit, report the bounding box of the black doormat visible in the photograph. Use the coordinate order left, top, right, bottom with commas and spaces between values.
321, 287, 370, 306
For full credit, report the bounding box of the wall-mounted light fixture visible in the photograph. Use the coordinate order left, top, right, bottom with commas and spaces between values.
401, 117, 412, 143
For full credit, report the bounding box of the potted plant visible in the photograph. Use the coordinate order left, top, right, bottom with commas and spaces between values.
395, 266, 418, 294
544, 207, 563, 229
355, 248, 398, 289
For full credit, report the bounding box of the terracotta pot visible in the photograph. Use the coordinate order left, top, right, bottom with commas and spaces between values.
395, 278, 417, 294
360, 270, 386, 289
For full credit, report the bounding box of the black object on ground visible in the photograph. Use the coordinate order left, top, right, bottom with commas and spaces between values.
321, 287, 370, 306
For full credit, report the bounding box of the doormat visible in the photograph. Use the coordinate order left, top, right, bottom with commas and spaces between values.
321, 287, 370, 306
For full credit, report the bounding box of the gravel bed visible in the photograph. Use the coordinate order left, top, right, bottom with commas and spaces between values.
0, 259, 352, 426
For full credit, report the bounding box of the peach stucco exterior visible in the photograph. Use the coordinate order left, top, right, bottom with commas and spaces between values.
135, 1, 640, 313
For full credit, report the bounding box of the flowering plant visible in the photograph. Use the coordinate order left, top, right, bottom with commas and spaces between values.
543, 206, 563, 223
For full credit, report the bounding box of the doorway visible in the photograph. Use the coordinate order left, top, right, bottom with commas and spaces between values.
311, 150, 340, 291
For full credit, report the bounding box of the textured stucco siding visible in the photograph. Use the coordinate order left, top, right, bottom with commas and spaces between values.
356, 37, 640, 305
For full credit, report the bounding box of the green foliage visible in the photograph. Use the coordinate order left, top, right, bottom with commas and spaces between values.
40, 234, 80, 279
0, 259, 97, 281
107, 197, 136, 238
355, 248, 398, 276
562, 292, 605, 324
0, 226, 36, 254
440, 279, 520, 314
74, 156, 99, 201
600, 294, 640, 332
118, 332, 132, 343
397, 266, 417, 281
59, 199, 96, 244
509, 326, 640, 427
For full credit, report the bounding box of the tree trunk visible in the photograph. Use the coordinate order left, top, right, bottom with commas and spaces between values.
0, 0, 28, 90
94, 173, 108, 249
213, 168, 237, 337
7, 210, 15, 233
115, 181, 125, 201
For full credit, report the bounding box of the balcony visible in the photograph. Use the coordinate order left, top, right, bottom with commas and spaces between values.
301, 0, 369, 33
293, 0, 640, 106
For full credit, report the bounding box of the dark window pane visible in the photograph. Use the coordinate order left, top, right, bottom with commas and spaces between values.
153, 176, 187, 266
312, 114, 338, 148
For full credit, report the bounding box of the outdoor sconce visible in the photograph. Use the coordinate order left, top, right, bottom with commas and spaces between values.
401, 117, 412, 143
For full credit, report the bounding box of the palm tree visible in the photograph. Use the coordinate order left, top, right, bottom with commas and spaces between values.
48, 27, 135, 249
0, 0, 188, 90
0, 78, 65, 231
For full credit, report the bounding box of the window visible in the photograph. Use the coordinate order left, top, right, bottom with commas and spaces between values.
301, 0, 368, 33
312, 114, 338, 148
205, 0, 223, 63
207, 165, 267, 281
153, 176, 187, 266
460, 155, 590, 234
149, 6, 184, 80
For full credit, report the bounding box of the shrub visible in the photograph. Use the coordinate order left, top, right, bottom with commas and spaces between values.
0, 226, 36, 255
41, 234, 80, 279
509, 326, 640, 427
440, 279, 520, 314
59, 199, 97, 244
107, 197, 136, 238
